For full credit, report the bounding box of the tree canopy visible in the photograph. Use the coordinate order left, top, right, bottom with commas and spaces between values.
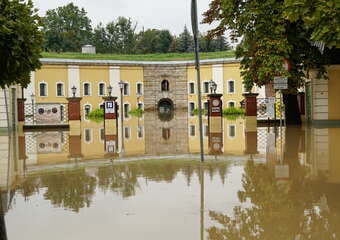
203, 0, 340, 92
0, 0, 43, 88
42, 3, 92, 52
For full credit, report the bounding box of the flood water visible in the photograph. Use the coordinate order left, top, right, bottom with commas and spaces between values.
1, 113, 340, 240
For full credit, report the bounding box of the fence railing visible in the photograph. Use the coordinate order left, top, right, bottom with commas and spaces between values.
24, 103, 68, 125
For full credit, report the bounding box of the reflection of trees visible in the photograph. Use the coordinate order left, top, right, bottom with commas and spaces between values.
207, 160, 340, 240
17, 160, 231, 212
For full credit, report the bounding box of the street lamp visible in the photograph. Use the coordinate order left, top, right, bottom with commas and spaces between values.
118, 80, 125, 154
209, 80, 217, 94
71, 85, 77, 97
107, 85, 113, 97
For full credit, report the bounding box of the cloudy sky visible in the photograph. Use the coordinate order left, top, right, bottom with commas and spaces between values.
31, 0, 216, 35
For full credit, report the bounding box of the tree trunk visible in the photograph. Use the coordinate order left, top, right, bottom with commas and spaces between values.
283, 93, 301, 125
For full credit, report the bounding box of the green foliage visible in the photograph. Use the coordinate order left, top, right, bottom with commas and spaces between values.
222, 107, 245, 120
42, 3, 92, 52
176, 26, 194, 52
41, 50, 235, 61
0, 0, 43, 88
128, 108, 144, 118
87, 108, 104, 122
192, 108, 208, 116
135, 29, 173, 54
203, 0, 338, 93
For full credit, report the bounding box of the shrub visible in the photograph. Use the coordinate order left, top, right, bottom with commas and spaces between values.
192, 108, 208, 116
222, 107, 245, 120
88, 108, 104, 122
128, 108, 144, 117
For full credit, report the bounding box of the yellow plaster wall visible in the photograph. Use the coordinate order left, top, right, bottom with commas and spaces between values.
328, 66, 340, 120
34, 65, 68, 103
223, 63, 244, 109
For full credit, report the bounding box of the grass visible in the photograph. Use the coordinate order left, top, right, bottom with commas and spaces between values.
41, 50, 235, 61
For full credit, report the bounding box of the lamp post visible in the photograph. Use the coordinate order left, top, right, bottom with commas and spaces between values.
31, 93, 35, 124
118, 80, 125, 154
71, 85, 77, 97
107, 85, 113, 97
209, 80, 217, 94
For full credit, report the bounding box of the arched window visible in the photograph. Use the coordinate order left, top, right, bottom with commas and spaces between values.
98, 83, 105, 96
84, 104, 91, 120
56, 83, 64, 96
84, 83, 91, 96
39, 82, 47, 96
228, 101, 236, 108
161, 80, 169, 92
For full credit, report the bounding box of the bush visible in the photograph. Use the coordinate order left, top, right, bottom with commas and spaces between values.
88, 108, 104, 122
192, 108, 208, 116
222, 107, 245, 120
128, 108, 144, 117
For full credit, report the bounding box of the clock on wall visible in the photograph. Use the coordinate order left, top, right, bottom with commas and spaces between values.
212, 99, 220, 107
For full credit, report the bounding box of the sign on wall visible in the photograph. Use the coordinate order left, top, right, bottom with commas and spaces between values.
105, 101, 115, 114
35, 104, 62, 124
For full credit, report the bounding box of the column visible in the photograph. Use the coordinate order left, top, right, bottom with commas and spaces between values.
67, 97, 82, 160
103, 96, 118, 156
208, 93, 223, 155
17, 98, 26, 130
243, 93, 259, 156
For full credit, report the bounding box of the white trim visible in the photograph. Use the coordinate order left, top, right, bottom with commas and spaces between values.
123, 82, 130, 96
228, 124, 236, 139
56, 82, 65, 97
38, 81, 48, 97
99, 128, 104, 142
98, 82, 106, 96
227, 100, 236, 108
124, 126, 131, 140
203, 81, 210, 94
137, 126, 144, 139
227, 79, 235, 94
123, 102, 131, 120
136, 82, 143, 96
84, 128, 93, 144
188, 82, 195, 94
189, 124, 196, 137
83, 82, 92, 96
83, 103, 92, 121
189, 101, 195, 117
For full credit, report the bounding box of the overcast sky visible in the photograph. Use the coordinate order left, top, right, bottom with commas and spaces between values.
31, 0, 216, 35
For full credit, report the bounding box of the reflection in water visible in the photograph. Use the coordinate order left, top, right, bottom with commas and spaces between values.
207, 126, 340, 240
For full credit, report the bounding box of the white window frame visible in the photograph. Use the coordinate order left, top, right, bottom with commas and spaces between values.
136, 82, 143, 96
98, 82, 106, 96
83, 82, 92, 96
123, 82, 130, 96
228, 100, 236, 108
189, 82, 195, 94
227, 80, 235, 94
203, 81, 210, 94
39, 81, 48, 97
124, 126, 131, 139
228, 124, 236, 139
123, 102, 130, 119
189, 102, 195, 117
56, 82, 64, 97
189, 125, 196, 137
83, 103, 92, 121
99, 128, 105, 142
84, 128, 93, 143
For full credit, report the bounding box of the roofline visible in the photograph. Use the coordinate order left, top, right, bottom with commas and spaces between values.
40, 58, 240, 66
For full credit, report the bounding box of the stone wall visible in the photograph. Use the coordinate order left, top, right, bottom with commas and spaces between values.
143, 65, 188, 110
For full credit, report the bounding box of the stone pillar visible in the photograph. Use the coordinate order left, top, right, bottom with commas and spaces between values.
67, 97, 82, 136
17, 98, 26, 130
68, 135, 82, 160
208, 94, 223, 155
103, 96, 118, 155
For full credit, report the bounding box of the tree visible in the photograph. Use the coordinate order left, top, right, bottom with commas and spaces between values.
92, 23, 110, 53
177, 26, 194, 52
203, 0, 340, 124
0, 0, 43, 88
42, 3, 92, 52
135, 29, 173, 53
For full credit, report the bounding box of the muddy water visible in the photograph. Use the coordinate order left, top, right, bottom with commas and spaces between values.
1, 123, 340, 239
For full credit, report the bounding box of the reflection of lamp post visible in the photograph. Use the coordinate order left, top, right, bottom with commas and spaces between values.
107, 85, 113, 97
31, 93, 35, 124
118, 80, 125, 154
71, 85, 77, 97
209, 80, 217, 94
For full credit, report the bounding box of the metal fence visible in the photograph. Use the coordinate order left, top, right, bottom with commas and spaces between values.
24, 103, 68, 125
